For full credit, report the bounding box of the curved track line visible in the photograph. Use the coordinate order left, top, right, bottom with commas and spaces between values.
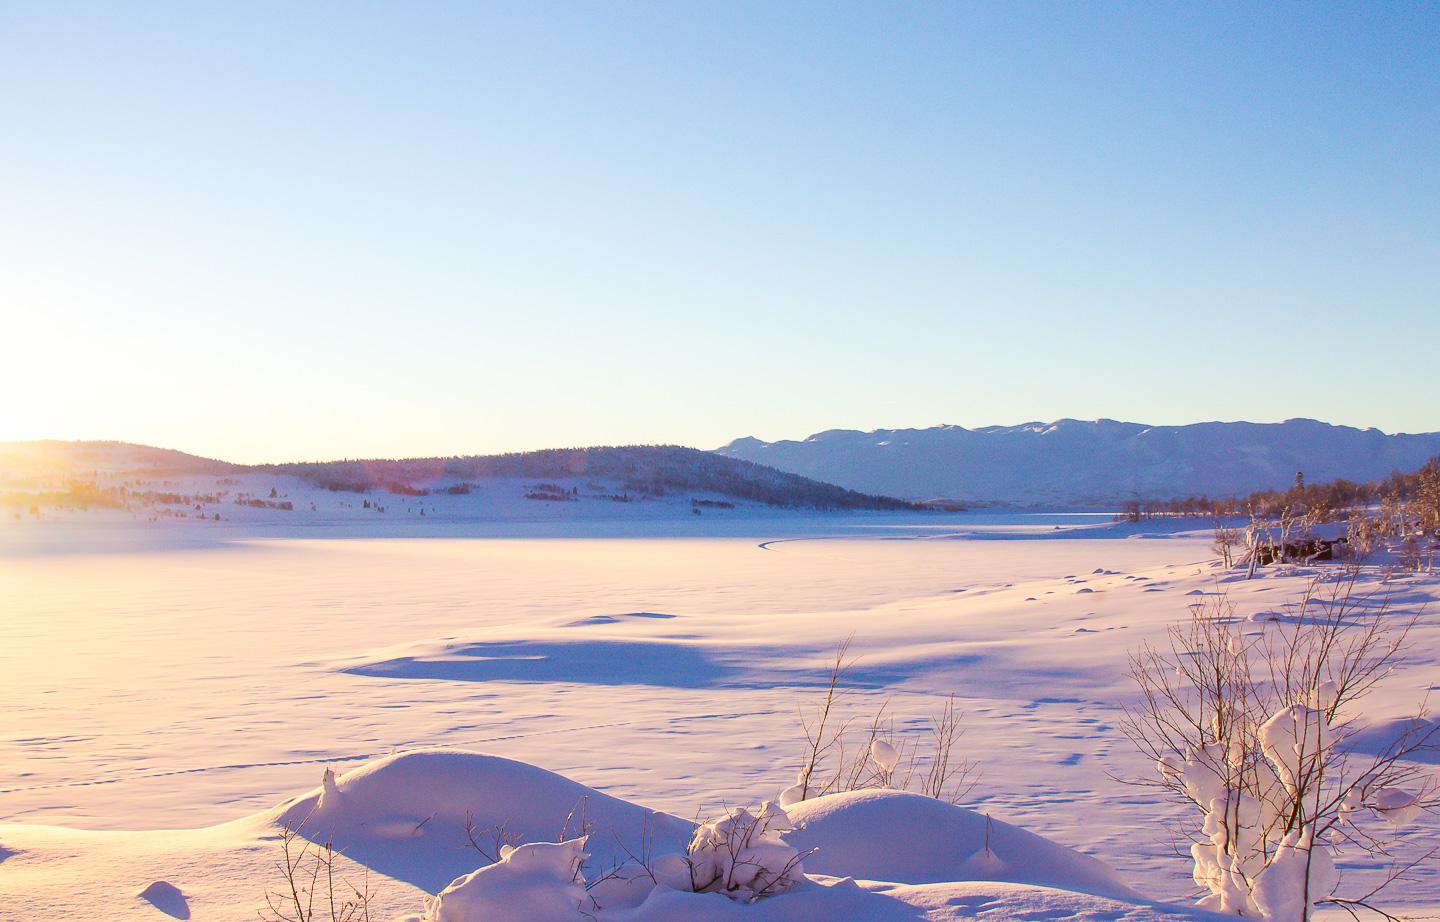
0, 709, 779, 797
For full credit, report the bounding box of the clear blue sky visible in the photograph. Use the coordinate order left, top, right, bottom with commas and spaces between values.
3, 2, 1437, 462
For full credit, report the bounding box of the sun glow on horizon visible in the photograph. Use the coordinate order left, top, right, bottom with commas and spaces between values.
3, 4, 1437, 458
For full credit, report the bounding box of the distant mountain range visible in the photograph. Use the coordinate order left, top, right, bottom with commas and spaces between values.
716, 419, 1440, 505
12, 418, 1440, 512
0, 441, 917, 512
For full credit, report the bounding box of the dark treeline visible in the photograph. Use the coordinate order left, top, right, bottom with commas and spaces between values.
257, 446, 922, 512
1120, 456, 1440, 530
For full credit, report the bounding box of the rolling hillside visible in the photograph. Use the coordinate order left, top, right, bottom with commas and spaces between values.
0, 441, 918, 512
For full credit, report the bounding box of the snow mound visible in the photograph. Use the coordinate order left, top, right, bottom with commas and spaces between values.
267, 749, 692, 892
135, 879, 190, 918
1345, 716, 1440, 764
425, 838, 589, 922
319, 755, 1206, 921
782, 789, 1137, 900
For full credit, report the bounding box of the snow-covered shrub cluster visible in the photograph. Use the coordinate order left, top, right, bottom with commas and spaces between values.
421, 801, 804, 920
1157, 713, 1341, 916
1129, 578, 1437, 921
1160, 695, 1431, 920
659, 801, 806, 901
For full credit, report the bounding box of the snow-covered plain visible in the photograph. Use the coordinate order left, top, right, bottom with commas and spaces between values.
1, 503, 1436, 920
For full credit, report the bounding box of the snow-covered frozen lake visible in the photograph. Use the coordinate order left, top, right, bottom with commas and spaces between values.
2, 513, 1152, 824
2, 512, 1437, 918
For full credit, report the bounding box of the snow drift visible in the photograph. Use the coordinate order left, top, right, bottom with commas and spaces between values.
262, 748, 1219, 921
268, 749, 693, 893
781, 788, 1138, 900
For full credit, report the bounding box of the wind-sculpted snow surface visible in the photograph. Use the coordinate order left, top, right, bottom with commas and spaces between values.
313, 748, 1209, 922
4, 520, 1437, 919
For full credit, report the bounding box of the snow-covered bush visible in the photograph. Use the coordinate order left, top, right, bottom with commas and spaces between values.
659, 801, 807, 902
421, 803, 806, 919
1125, 576, 1438, 920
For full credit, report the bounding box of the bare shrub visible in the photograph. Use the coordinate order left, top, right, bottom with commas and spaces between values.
260, 821, 374, 922
1395, 534, 1435, 574
920, 695, 970, 800
462, 810, 522, 864
1214, 518, 1244, 568
1121, 575, 1439, 920
794, 637, 855, 802
789, 640, 978, 805
1346, 514, 1380, 562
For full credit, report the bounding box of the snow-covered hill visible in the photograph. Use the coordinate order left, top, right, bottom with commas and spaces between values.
716, 418, 1440, 505
0, 439, 238, 480
0, 441, 918, 516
